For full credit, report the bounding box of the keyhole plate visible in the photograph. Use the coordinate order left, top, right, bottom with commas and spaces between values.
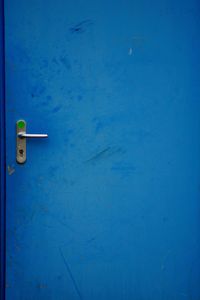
16, 120, 26, 164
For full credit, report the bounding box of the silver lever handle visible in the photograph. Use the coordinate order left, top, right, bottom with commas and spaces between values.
16, 120, 48, 164
18, 133, 48, 138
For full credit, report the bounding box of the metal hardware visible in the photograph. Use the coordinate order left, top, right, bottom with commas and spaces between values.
18, 133, 48, 138
16, 120, 48, 164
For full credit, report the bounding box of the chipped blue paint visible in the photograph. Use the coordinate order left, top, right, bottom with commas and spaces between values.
4, 0, 200, 299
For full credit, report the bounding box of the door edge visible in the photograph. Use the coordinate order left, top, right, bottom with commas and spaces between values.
0, 0, 6, 299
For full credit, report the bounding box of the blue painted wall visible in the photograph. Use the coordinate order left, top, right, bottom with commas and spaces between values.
4, 0, 200, 299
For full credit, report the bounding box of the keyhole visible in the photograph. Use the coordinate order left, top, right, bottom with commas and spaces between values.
19, 149, 24, 156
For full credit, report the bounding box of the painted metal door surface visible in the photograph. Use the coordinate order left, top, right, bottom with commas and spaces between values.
4, 0, 200, 299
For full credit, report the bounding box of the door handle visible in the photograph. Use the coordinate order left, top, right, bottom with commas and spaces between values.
18, 133, 48, 138
16, 120, 48, 164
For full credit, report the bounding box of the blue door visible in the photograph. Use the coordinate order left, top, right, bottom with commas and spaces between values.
3, 0, 200, 299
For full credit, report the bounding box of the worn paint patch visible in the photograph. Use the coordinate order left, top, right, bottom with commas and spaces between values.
7, 165, 15, 175
70, 19, 93, 34
85, 146, 125, 163
128, 48, 133, 55
128, 36, 144, 56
